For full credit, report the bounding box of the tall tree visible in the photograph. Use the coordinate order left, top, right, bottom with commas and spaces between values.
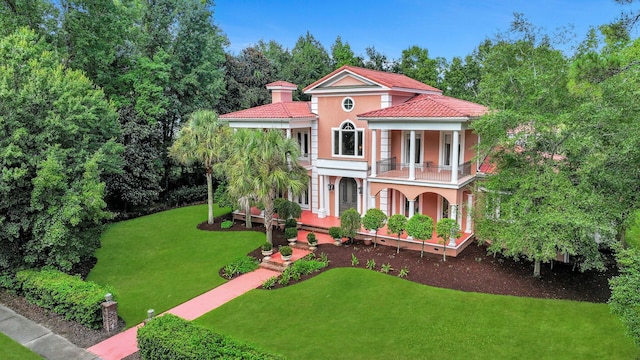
441, 53, 482, 101
286, 31, 331, 99
472, 14, 615, 277
255, 39, 292, 81
330, 36, 363, 69
363, 46, 391, 71
169, 110, 230, 224
0, 28, 121, 271
0, 0, 58, 39
225, 130, 308, 244
395, 45, 441, 86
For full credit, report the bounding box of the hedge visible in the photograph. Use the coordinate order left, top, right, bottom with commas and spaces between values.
16, 269, 115, 329
138, 314, 284, 360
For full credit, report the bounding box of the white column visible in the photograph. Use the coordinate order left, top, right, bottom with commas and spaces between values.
286, 128, 292, 139
362, 179, 369, 213
409, 130, 416, 180
449, 204, 458, 246
465, 194, 473, 233
408, 199, 415, 218
371, 129, 377, 177
451, 130, 459, 183
318, 175, 326, 218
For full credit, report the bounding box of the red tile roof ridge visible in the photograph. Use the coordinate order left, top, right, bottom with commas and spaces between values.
266, 80, 298, 88
219, 101, 314, 119
303, 65, 441, 93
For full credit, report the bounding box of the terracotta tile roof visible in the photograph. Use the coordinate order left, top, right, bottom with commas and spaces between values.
303, 65, 441, 93
266, 81, 298, 88
358, 94, 488, 118
220, 102, 315, 119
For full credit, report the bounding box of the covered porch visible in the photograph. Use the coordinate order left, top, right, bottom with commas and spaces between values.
232, 209, 475, 257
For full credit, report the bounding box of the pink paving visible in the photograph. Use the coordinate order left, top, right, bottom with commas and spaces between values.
87, 268, 280, 360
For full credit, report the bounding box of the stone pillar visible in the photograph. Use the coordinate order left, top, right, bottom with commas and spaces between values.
318, 175, 325, 218
449, 204, 458, 246
101, 294, 118, 333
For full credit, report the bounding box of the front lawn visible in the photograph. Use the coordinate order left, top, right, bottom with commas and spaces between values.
197, 268, 639, 360
0, 333, 41, 360
88, 204, 264, 327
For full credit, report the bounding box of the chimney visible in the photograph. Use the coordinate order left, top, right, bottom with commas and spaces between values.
266, 81, 297, 103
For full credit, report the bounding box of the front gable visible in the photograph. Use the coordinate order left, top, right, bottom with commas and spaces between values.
327, 74, 379, 88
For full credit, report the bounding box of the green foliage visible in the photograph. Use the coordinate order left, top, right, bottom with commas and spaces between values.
16, 269, 115, 329
398, 267, 410, 278
224, 129, 307, 243
222, 256, 259, 279
165, 185, 207, 207
380, 263, 393, 274
330, 36, 363, 69
406, 214, 435, 258
138, 314, 284, 360
0, 28, 121, 272
351, 253, 359, 267
362, 208, 387, 247
395, 45, 441, 86
261, 242, 273, 252
262, 276, 277, 289
436, 218, 461, 261
274, 254, 328, 288
306, 232, 317, 244
284, 227, 298, 240
284, 218, 298, 229
366, 259, 376, 271
279, 246, 293, 257
387, 214, 408, 253
220, 220, 233, 229
287, 31, 331, 100
610, 248, 640, 346
328, 226, 342, 239
340, 208, 361, 243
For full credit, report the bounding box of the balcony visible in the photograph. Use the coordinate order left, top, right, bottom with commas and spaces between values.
375, 157, 472, 183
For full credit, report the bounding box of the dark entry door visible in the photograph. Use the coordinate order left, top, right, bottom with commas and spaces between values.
339, 178, 358, 215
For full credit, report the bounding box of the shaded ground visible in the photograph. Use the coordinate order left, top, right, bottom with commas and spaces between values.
0, 215, 616, 353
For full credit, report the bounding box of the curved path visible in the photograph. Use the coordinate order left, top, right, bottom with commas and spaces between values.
87, 268, 280, 360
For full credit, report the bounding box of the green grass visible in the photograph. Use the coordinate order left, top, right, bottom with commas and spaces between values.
196, 268, 639, 360
0, 333, 42, 360
626, 210, 640, 249
87, 204, 264, 327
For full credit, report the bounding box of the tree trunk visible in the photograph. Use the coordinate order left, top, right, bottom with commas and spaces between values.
264, 191, 275, 244
442, 244, 447, 262
533, 260, 541, 278
244, 202, 252, 228
397, 237, 400, 254
206, 170, 214, 224
421, 240, 425, 258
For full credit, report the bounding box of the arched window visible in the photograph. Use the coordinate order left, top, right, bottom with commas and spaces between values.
333, 121, 363, 157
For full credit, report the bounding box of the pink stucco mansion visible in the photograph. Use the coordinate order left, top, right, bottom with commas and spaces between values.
220, 66, 488, 256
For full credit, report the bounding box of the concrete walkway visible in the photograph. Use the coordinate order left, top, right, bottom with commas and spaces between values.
0, 304, 101, 360
87, 268, 280, 360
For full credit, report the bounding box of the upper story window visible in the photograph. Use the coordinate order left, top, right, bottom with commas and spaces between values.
333, 121, 363, 157
342, 97, 354, 112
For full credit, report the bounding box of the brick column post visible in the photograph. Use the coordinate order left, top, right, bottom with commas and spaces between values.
101, 293, 118, 333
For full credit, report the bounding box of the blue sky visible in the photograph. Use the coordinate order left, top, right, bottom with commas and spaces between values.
215, 0, 635, 60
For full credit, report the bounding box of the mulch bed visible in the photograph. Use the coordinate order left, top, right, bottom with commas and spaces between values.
0, 214, 616, 354
201, 215, 616, 303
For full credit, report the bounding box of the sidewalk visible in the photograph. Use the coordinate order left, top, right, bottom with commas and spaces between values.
87, 268, 280, 360
0, 304, 100, 360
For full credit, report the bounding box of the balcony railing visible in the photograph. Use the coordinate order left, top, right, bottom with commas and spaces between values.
375, 158, 473, 183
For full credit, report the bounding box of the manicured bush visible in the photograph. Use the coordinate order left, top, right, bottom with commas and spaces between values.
279, 246, 293, 257
328, 226, 342, 239
16, 269, 115, 329
261, 242, 273, 251
284, 227, 298, 239
138, 314, 284, 360
284, 218, 298, 229
307, 232, 317, 244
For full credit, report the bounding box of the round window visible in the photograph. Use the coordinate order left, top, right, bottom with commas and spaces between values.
342, 97, 354, 112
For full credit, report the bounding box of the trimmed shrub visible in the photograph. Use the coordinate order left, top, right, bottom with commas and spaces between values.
16, 269, 115, 329
138, 314, 284, 360
221, 220, 234, 229
284, 227, 297, 240
284, 218, 297, 229
165, 185, 207, 207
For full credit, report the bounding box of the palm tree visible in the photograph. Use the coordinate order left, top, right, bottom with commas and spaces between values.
225, 129, 258, 228
169, 110, 230, 224
226, 129, 307, 243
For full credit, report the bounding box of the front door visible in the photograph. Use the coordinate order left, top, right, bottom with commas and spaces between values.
339, 178, 358, 215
